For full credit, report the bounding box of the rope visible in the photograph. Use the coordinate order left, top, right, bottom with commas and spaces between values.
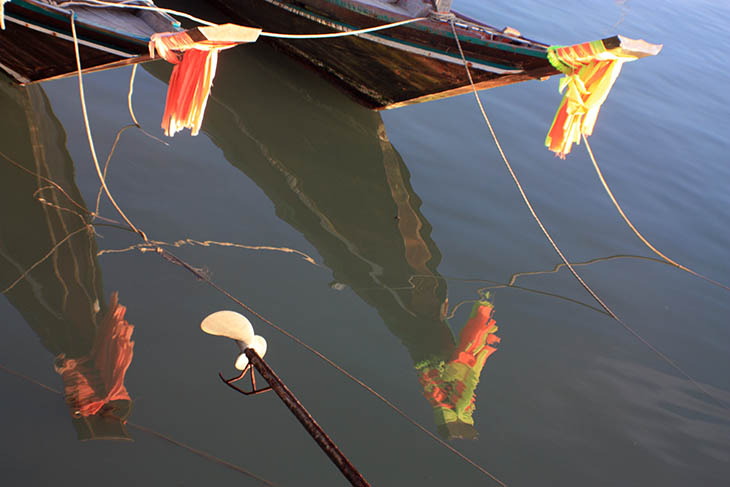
70, 15, 148, 241
448, 20, 730, 413
127, 64, 168, 145
583, 135, 730, 292
0, 363, 274, 486
0, 149, 117, 222
448, 20, 619, 322
58, 0, 218, 26
156, 248, 508, 487
57, 0, 424, 40
65, 26, 504, 477
258, 17, 426, 39
1, 226, 90, 294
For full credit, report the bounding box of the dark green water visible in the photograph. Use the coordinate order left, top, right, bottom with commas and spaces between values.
1, 0, 729, 485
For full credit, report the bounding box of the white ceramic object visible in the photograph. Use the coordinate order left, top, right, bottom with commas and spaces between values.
249, 335, 267, 358
200, 310, 255, 343
234, 353, 249, 371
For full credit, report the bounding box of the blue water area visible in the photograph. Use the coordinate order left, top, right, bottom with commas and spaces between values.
1, 0, 728, 485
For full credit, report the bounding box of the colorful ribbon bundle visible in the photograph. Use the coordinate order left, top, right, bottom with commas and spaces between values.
545, 39, 640, 158
54, 293, 134, 417
149, 24, 261, 136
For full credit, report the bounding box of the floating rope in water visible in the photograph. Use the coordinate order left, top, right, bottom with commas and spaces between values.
448, 20, 729, 413
0, 0, 9, 30
71, 14, 147, 240
0, 363, 274, 485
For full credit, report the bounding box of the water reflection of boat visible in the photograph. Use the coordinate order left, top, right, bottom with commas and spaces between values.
0, 79, 135, 440
171, 48, 501, 438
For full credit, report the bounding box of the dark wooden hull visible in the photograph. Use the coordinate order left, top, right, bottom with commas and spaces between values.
211, 0, 559, 108
0, 0, 174, 83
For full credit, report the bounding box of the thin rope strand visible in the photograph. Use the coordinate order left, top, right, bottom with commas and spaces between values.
127, 64, 169, 146
583, 135, 730, 292
0, 149, 119, 223
94, 124, 135, 216
448, 20, 729, 412
0, 363, 274, 486
156, 248, 508, 487
2, 226, 89, 294
259, 17, 426, 39
448, 21, 619, 321
125, 422, 276, 486
128, 64, 140, 126
57, 1, 423, 39
70, 15, 148, 241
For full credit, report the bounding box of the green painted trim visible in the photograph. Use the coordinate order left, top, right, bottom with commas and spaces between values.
272, 0, 524, 70
320, 0, 548, 58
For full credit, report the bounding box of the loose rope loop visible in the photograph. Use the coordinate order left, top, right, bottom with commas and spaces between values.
447, 20, 729, 413
70, 14, 148, 241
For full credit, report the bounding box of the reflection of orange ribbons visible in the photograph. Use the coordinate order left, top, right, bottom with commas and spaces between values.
149, 24, 261, 137
545, 40, 638, 158
418, 299, 500, 427
55, 292, 134, 417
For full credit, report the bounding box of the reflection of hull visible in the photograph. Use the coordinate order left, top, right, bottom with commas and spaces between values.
0, 0, 177, 83
148, 47, 499, 436
211, 0, 558, 108
0, 80, 133, 440
195, 51, 455, 364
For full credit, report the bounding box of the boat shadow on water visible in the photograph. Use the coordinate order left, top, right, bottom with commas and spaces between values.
146, 43, 505, 438
0, 79, 135, 441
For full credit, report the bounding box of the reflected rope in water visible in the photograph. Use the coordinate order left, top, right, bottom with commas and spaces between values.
58, 35, 500, 478
1, 225, 91, 294
94, 65, 169, 216
0, 149, 118, 224
156, 247, 508, 486
355, 253, 681, 319
449, 21, 729, 413
97, 238, 322, 267
0, 363, 275, 486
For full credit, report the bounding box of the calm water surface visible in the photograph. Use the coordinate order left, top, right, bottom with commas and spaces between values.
1, 0, 729, 485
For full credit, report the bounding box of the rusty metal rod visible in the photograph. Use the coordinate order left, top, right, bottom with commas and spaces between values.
244, 348, 370, 487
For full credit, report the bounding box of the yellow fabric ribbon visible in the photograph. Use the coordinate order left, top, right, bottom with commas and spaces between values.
545, 40, 640, 158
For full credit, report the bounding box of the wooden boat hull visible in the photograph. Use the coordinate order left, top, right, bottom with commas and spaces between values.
0, 0, 176, 83
211, 0, 560, 109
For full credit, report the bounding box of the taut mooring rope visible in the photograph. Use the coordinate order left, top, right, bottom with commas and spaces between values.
156, 248, 509, 486
70, 14, 148, 241
448, 20, 729, 413
65, 19, 506, 479
583, 134, 730, 292
0, 363, 275, 486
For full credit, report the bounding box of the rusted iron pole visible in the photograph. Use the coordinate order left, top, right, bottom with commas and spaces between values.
244, 348, 370, 487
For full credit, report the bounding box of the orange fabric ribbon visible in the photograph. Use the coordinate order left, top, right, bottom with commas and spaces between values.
545, 40, 638, 158
55, 292, 134, 417
149, 24, 261, 137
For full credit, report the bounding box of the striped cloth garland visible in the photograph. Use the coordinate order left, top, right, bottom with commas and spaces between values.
545, 40, 639, 158
149, 24, 261, 137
